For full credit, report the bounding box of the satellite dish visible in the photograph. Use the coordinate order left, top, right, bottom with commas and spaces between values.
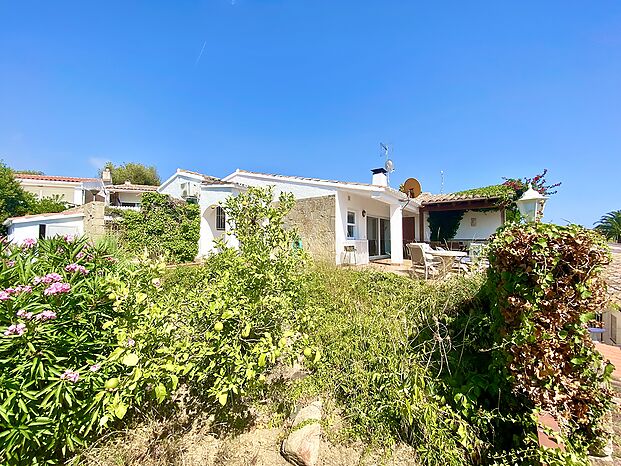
385, 159, 395, 173
403, 178, 422, 198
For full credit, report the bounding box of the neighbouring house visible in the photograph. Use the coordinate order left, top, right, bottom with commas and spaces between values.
3, 202, 106, 243
5, 169, 155, 244
14, 173, 105, 206
161, 167, 420, 265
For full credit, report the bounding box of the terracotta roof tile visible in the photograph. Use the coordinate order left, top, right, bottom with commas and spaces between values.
14, 173, 99, 183
108, 183, 159, 191
417, 192, 504, 204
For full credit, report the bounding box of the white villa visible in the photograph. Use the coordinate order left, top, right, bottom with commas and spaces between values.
160, 167, 420, 265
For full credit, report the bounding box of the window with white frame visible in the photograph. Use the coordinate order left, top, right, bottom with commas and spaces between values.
346, 211, 357, 239
216, 206, 226, 231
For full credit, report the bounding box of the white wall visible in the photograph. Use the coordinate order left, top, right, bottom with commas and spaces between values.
159, 173, 203, 200
197, 187, 240, 257
455, 210, 502, 240
8, 217, 84, 245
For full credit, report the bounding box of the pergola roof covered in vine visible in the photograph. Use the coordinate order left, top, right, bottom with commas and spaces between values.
417, 184, 512, 211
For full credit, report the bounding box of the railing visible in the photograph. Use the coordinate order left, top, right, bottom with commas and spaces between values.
109, 205, 140, 211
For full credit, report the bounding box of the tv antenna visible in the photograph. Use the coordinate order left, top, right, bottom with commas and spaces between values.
440, 170, 445, 193
380, 142, 395, 173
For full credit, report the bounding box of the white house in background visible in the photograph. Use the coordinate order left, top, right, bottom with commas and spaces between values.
4, 211, 85, 243
14, 173, 104, 206
161, 167, 420, 265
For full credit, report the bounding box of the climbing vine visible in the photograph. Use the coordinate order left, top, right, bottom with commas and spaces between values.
428, 210, 465, 242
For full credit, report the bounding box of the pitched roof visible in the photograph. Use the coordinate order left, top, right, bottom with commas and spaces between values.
417, 192, 503, 204
229, 169, 407, 198
14, 173, 99, 183
176, 168, 229, 185
107, 183, 159, 192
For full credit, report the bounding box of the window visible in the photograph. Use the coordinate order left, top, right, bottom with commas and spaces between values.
38, 224, 46, 239
216, 206, 226, 231
470, 217, 477, 227
346, 211, 357, 239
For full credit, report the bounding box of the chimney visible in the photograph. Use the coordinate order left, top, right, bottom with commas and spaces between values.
371, 168, 388, 187
102, 168, 112, 186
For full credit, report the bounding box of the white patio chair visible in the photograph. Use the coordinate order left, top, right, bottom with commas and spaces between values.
407, 243, 441, 280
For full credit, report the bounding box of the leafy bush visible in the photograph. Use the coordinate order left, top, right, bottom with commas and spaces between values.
487, 222, 613, 454
115, 192, 200, 263
0, 236, 124, 464
107, 186, 310, 409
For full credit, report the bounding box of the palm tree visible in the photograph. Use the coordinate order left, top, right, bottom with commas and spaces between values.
595, 210, 621, 243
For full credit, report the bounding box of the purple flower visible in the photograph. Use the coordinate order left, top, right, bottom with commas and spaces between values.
7, 260, 15, 267
89, 364, 101, 372
60, 369, 79, 383
76, 252, 85, 259
64, 234, 75, 242
65, 263, 88, 275
35, 310, 57, 321
0, 291, 10, 301
16, 309, 34, 320
126, 338, 135, 347
10, 285, 32, 295
22, 238, 37, 248
4, 323, 27, 336
43, 282, 70, 296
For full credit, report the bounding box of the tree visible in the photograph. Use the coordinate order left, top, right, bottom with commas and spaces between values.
595, 210, 621, 243
11, 169, 45, 175
100, 162, 161, 186
0, 161, 34, 233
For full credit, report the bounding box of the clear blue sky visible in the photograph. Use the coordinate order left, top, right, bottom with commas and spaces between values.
1, 1, 620, 226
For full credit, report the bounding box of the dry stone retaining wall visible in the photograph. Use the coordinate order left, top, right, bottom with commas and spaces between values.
285, 195, 336, 263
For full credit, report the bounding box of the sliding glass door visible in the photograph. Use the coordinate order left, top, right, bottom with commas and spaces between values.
367, 216, 391, 258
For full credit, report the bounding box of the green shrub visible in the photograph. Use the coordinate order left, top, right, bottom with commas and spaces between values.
0, 236, 125, 464
116, 192, 200, 263
107, 186, 310, 409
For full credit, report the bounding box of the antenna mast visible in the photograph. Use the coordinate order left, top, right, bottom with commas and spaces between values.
440, 170, 445, 194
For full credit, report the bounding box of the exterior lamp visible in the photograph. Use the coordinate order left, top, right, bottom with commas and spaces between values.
516, 185, 548, 222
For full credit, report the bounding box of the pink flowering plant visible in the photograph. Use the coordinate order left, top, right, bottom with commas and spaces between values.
0, 235, 128, 464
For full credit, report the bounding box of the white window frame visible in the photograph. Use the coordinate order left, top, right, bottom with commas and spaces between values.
216, 206, 226, 231
346, 210, 357, 239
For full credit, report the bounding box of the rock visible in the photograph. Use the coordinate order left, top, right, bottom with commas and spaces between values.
281, 400, 322, 466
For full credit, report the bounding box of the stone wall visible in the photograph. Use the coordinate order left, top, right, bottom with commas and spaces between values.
81, 201, 106, 241
285, 195, 336, 263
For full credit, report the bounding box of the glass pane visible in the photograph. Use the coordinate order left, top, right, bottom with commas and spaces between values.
347, 225, 355, 239
380, 218, 391, 256
367, 217, 378, 256
347, 211, 355, 225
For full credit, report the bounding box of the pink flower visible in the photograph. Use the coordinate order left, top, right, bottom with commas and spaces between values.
16, 309, 34, 320
35, 310, 57, 321
43, 282, 70, 296
41, 273, 63, 284
76, 252, 85, 259
10, 285, 32, 295
0, 291, 10, 301
89, 364, 101, 372
60, 369, 79, 383
22, 238, 37, 248
64, 234, 75, 242
7, 260, 15, 267
126, 338, 135, 347
65, 263, 88, 275
4, 323, 27, 336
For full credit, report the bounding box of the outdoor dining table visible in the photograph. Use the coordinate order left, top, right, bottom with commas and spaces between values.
428, 250, 468, 277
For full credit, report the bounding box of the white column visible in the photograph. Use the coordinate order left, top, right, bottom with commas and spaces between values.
390, 203, 403, 264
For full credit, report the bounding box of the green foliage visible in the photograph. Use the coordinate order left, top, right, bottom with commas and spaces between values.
487, 222, 613, 455
100, 162, 160, 186
428, 210, 465, 241
293, 266, 485, 466
27, 195, 69, 215
0, 236, 126, 464
0, 161, 33, 232
595, 210, 621, 243
455, 184, 515, 202
116, 192, 200, 263
107, 185, 310, 409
